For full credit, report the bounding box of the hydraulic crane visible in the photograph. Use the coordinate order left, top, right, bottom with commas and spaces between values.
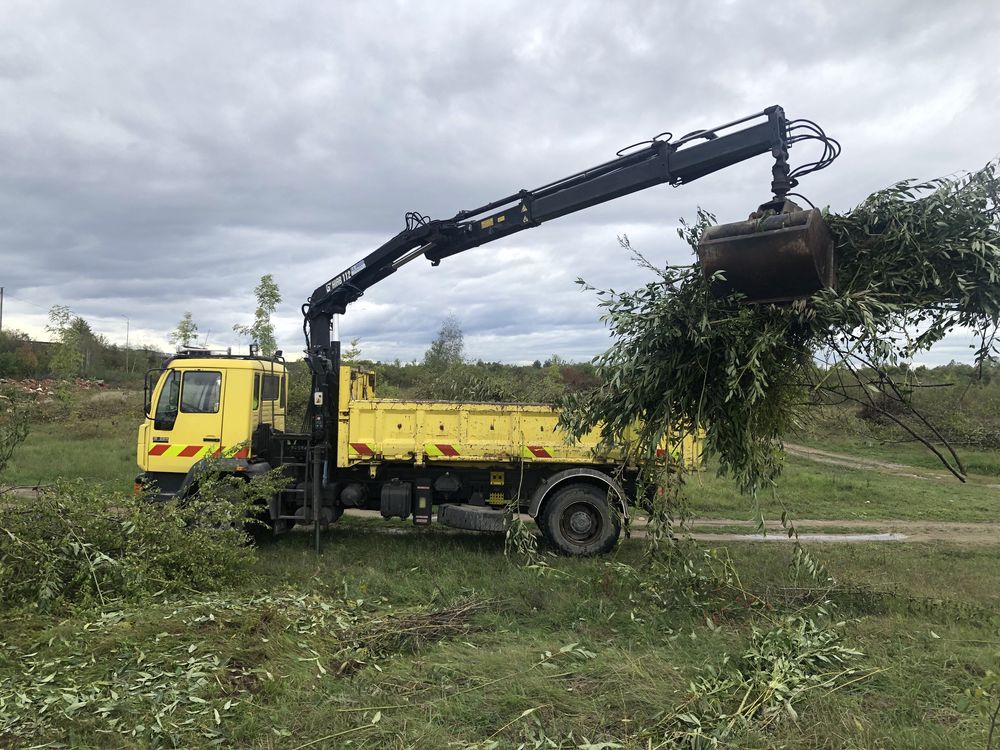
302, 105, 839, 457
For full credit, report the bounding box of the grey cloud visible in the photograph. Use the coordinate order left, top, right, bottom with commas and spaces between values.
1, 0, 997, 365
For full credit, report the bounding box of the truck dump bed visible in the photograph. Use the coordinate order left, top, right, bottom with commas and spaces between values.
336, 369, 702, 469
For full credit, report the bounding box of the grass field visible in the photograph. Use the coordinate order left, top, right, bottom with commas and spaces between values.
794, 433, 1000, 478
685, 454, 1000, 523
4, 390, 139, 488
1, 398, 999, 748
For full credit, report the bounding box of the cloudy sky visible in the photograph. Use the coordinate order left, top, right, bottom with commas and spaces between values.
2, 0, 998, 364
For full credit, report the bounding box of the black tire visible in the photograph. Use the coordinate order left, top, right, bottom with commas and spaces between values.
438, 504, 508, 533
541, 483, 620, 556
536, 518, 554, 546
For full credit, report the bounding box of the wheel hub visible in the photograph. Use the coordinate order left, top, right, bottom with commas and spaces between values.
569, 510, 594, 536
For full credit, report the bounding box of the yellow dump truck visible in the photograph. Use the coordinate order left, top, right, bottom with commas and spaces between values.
138, 351, 702, 555
137, 106, 834, 554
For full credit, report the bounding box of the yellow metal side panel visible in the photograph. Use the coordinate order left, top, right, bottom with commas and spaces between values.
426, 407, 462, 454
680, 428, 705, 469
345, 398, 617, 465
224, 369, 254, 454
511, 408, 577, 461
136, 419, 150, 472
338, 367, 353, 412
463, 406, 515, 460
338, 361, 705, 470
378, 408, 418, 459
346, 404, 380, 459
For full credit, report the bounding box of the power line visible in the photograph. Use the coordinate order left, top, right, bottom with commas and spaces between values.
3, 292, 49, 312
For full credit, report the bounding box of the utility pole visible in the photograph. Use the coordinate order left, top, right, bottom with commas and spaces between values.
121, 315, 130, 374
0, 286, 4, 332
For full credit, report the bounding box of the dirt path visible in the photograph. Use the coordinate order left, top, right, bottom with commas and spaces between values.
347, 511, 999, 544
678, 517, 1000, 545
785, 443, 1000, 487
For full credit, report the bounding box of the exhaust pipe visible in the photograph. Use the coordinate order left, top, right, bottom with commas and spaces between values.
697, 200, 835, 303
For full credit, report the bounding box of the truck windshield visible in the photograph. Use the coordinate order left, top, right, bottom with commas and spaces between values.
154, 370, 180, 430
180, 371, 222, 413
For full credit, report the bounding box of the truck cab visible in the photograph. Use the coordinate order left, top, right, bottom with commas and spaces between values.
136, 351, 287, 498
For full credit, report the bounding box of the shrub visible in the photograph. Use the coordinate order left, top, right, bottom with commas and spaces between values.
0, 468, 288, 611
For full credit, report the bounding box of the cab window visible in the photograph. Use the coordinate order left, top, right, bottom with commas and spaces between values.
153, 370, 180, 430
180, 371, 222, 414
261, 374, 281, 403
253, 373, 283, 410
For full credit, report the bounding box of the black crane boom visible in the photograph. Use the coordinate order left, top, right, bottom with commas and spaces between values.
301, 105, 839, 455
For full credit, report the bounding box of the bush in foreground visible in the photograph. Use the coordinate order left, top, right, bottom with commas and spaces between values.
0, 470, 286, 610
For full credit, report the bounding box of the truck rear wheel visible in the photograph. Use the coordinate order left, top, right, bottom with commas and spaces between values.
541, 483, 620, 556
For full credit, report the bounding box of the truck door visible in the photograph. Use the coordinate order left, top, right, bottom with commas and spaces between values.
147, 368, 226, 473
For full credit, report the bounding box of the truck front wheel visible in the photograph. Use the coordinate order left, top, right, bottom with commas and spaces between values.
541, 483, 620, 556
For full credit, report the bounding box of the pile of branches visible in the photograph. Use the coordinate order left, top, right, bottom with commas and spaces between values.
0, 468, 288, 610
0, 593, 488, 745
563, 163, 1000, 491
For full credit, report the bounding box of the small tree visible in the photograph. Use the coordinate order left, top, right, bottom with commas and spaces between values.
234, 274, 282, 356
70, 317, 107, 375
169, 312, 199, 348
46, 305, 83, 379
342, 337, 362, 364
423, 315, 464, 370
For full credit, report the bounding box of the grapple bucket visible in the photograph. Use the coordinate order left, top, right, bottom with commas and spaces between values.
697, 204, 835, 303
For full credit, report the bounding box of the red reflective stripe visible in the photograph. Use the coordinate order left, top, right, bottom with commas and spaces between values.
350, 442, 374, 456
149, 444, 169, 456
527, 445, 551, 458
435, 444, 459, 457
233, 447, 249, 459
178, 445, 203, 458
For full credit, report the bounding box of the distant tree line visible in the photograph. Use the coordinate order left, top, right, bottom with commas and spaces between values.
0, 273, 284, 382
0, 306, 166, 382
0, 327, 165, 383
284, 315, 602, 426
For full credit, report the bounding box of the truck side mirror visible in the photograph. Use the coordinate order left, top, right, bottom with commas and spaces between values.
144, 368, 165, 418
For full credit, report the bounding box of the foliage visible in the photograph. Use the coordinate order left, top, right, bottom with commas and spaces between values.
46, 304, 85, 378
168, 310, 199, 348
233, 273, 282, 355
959, 668, 1000, 749
424, 314, 465, 370
42, 307, 112, 379
343, 336, 363, 363
0, 389, 30, 476
0, 329, 43, 377
283, 358, 311, 430
803, 359, 1000, 451
0, 593, 484, 746
563, 164, 1000, 494
0, 493, 995, 748
0, 326, 161, 381
658, 607, 863, 747
377, 359, 587, 404
0, 466, 288, 610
